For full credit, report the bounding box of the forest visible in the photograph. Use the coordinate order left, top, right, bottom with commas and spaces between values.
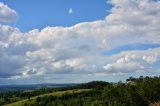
0, 76, 160, 106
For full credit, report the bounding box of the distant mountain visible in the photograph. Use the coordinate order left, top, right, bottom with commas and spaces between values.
0, 83, 78, 92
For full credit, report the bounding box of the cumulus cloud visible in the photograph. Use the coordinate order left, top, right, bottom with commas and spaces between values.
0, 2, 18, 22
103, 48, 160, 75
0, 0, 160, 81
68, 8, 73, 14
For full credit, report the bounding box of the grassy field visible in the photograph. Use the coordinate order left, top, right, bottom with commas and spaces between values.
4, 89, 91, 106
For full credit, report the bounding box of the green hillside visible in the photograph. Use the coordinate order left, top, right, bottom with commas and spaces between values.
4, 89, 90, 106
0, 76, 160, 106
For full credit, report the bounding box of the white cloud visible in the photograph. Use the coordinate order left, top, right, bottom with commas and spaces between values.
0, 0, 160, 81
102, 48, 160, 75
0, 2, 18, 22
68, 8, 73, 14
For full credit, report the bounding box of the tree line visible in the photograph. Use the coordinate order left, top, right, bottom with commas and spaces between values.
0, 76, 160, 106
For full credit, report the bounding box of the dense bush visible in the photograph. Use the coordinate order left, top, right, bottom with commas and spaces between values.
1, 76, 160, 106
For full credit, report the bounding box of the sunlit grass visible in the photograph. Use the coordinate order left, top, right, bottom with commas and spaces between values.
4, 89, 91, 106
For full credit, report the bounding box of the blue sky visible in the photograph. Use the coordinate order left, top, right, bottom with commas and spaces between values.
0, 0, 160, 84
0, 0, 111, 32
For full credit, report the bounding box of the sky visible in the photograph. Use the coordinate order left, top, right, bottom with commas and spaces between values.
0, 0, 160, 85
0, 0, 111, 32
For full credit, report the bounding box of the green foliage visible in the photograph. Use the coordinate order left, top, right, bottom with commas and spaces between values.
2, 76, 160, 106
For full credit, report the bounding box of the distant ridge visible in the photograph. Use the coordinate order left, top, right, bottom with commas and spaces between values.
0, 83, 78, 92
